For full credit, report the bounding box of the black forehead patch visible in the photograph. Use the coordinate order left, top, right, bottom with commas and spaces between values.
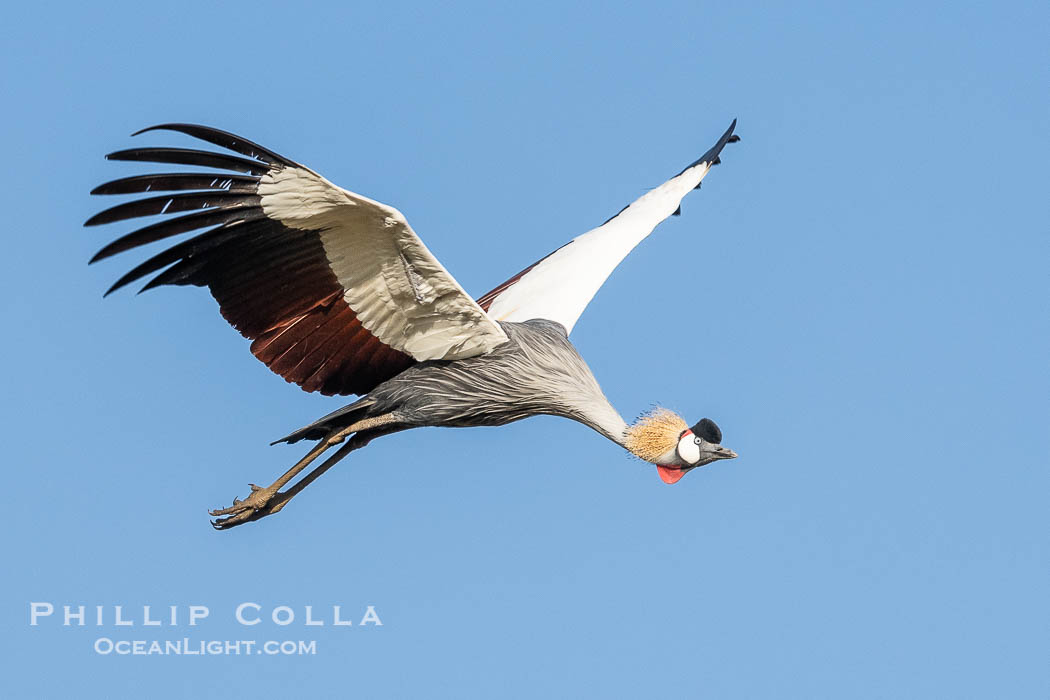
691, 418, 722, 444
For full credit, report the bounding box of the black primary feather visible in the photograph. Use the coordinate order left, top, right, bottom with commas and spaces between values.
89, 206, 264, 263
104, 225, 249, 296
85, 192, 259, 226
105, 147, 271, 175
91, 173, 259, 195
132, 123, 295, 167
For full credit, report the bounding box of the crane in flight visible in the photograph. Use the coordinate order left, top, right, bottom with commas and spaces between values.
87, 120, 741, 529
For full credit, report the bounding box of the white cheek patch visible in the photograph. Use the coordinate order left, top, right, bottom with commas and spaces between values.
677, 434, 701, 464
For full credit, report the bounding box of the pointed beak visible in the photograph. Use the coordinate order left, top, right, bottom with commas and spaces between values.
714, 445, 738, 460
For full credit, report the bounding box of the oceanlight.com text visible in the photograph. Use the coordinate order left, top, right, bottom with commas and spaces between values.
94, 638, 317, 655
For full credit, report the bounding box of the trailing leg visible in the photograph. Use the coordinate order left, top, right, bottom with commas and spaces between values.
209, 413, 401, 530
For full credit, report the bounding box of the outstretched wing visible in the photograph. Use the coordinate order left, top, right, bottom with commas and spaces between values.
88, 124, 508, 396
477, 120, 738, 333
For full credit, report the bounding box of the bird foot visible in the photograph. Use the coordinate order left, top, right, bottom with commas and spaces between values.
209, 484, 291, 530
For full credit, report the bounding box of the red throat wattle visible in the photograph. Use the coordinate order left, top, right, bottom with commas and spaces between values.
657, 465, 687, 484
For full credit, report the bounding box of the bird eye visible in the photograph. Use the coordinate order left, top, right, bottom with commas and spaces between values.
694, 436, 702, 446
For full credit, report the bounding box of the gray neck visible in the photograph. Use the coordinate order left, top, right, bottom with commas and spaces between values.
579, 401, 630, 448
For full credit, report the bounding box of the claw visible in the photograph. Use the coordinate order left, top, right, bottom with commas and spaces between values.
209, 490, 291, 530
207, 482, 279, 518
211, 516, 235, 530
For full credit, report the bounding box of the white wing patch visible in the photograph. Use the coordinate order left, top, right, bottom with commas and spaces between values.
484, 160, 713, 333
259, 165, 508, 361
480, 120, 737, 333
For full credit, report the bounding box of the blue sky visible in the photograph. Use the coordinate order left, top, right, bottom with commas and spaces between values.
1, 1, 1046, 697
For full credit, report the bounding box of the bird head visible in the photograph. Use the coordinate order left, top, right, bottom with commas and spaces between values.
623, 410, 737, 484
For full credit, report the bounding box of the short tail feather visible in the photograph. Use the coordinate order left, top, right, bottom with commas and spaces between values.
273, 396, 377, 445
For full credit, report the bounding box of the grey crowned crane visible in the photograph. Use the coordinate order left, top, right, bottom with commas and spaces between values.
87, 120, 741, 529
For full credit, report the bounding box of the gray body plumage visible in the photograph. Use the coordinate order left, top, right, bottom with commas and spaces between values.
280, 320, 628, 446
